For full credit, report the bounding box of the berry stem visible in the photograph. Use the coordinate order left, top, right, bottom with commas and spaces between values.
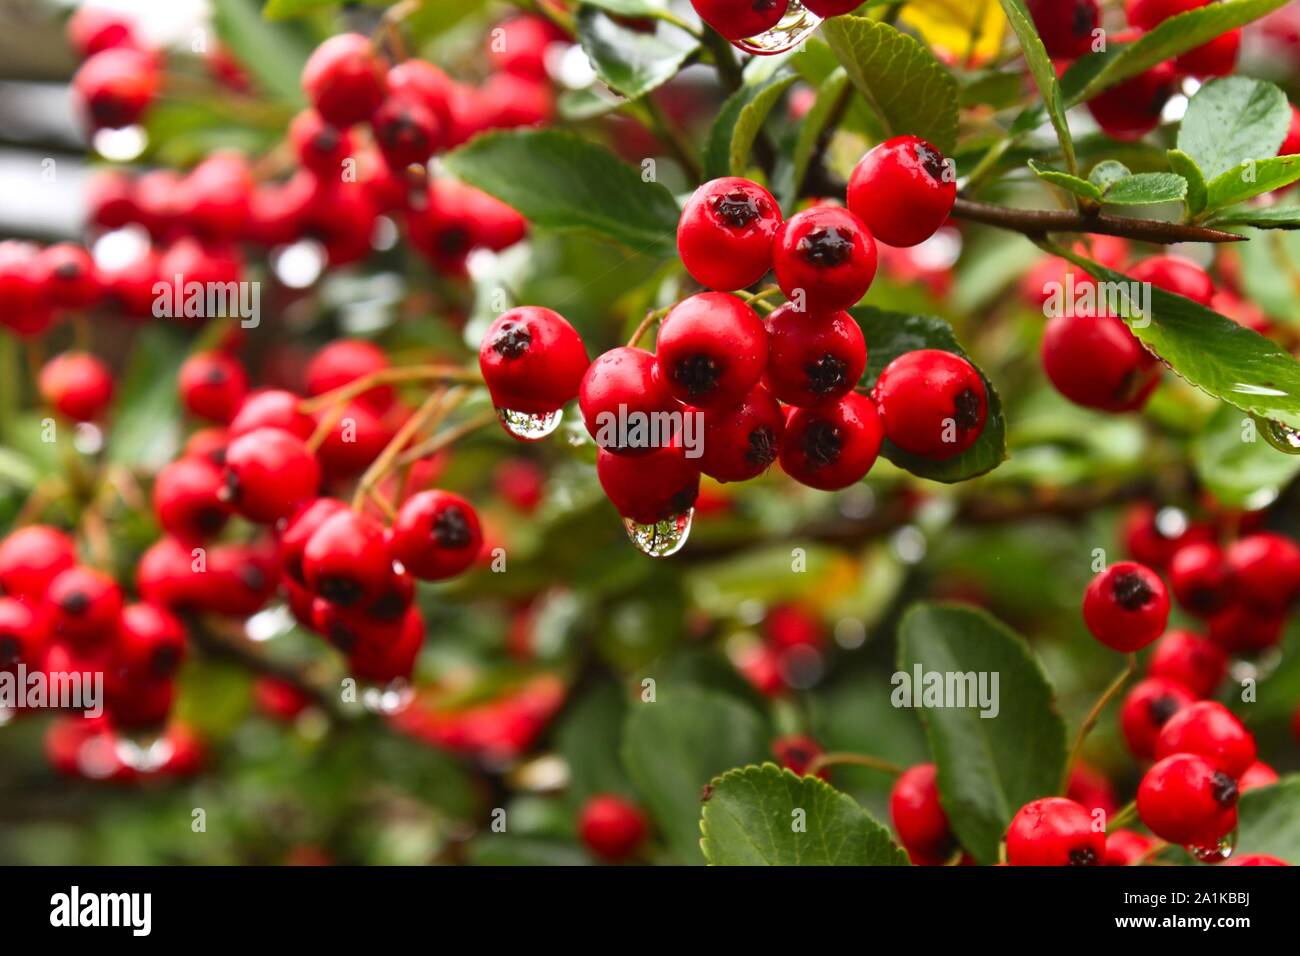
297, 364, 481, 414
393, 408, 498, 468
1107, 800, 1138, 833
951, 197, 1246, 245
627, 305, 672, 349
1061, 652, 1137, 795
350, 388, 452, 511
700, 26, 743, 94
805, 751, 904, 778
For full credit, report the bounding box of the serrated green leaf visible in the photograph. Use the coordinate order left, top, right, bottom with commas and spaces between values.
443, 130, 681, 257
1059, 246, 1300, 432
1066, 0, 1291, 106
622, 686, 769, 864
778, 68, 850, 206
1204, 155, 1300, 212
1167, 148, 1208, 215
1234, 777, 1300, 863
703, 74, 796, 180
898, 603, 1067, 865
699, 764, 909, 865
1193, 403, 1300, 509
997, 0, 1075, 173
1103, 172, 1187, 205
1089, 160, 1131, 190
1178, 76, 1291, 181
212, 0, 311, 105
1208, 206, 1300, 229
1030, 160, 1102, 202
821, 16, 958, 155
852, 307, 1008, 482
576, 7, 699, 102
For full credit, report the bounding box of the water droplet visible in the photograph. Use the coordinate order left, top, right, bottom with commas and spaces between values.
623, 509, 693, 557
1188, 830, 1236, 864
734, 2, 823, 55
496, 406, 564, 441
114, 728, 175, 773
362, 678, 415, 715
1256, 416, 1300, 455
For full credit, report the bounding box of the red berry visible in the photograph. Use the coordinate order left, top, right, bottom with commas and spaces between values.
1280, 104, 1300, 157
1225, 532, 1300, 613
106, 673, 175, 730
46, 566, 123, 646
479, 306, 590, 416
803, 0, 866, 14
890, 764, 954, 864
38, 351, 113, 422
1104, 829, 1155, 866
1130, 255, 1215, 307
301, 33, 386, 127
371, 95, 443, 171
86, 170, 138, 230
1148, 629, 1226, 698
114, 603, 187, 681
73, 48, 159, 130
0, 242, 54, 337
763, 304, 866, 407
289, 109, 355, 176
0, 597, 47, 671
873, 349, 987, 460
481, 72, 554, 129
771, 733, 827, 778
222, 427, 321, 524
1122, 502, 1213, 568
597, 443, 700, 525
1067, 762, 1119, 817
279, 498, 349, 587
1121, 677, 1196, 759
689, 0, 789, 40
67, 5, 141, 57
1224, 854, 1289, 866
205, 542, 280, 617
303, 510, 394, 607
305, 339, 393, 413
694, 384, 784, 482
779, 392, 883, 490
1006, 797, 1104, 866
230, 389, 315, 441
1025, 0, 1101, 59
178, 351, 248, 424
1167, 541, 1233, 617
1086, 61, 1177, 141
179, 153, 254, 243
390, 490, 483, 581
313, 401, 402, 479
1177, 28, 1240, 77
1041, 312, 1160, 412
0, 525, 77, 602
578, 794, 648, 862
385, 60, 455, 131
153, 456, 231, 544
34, 243, 101, 309
347, 607, 424, 682
136, 537, 204, 611
1238, 761, 1279, 792
487, 15, 564, 80
656, 293, 768, 409
1155, 701, 1256, 779
248, 174, 314, 246
1208, 603, 1285, 653
847, 136, 956, 248
676, 177, 782, 291
1082, 561, 1170, 652
773, 206, 878, 313
1126, 0, 1200, 29
579, 347, 680, 455
1138, 753, 1238, 847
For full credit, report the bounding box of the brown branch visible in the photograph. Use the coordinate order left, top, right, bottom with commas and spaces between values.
950, 197, 1246, 245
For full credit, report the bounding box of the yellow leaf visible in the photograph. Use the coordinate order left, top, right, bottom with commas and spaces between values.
900, 0, 1007, 66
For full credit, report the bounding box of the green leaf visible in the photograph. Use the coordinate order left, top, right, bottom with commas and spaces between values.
898, 603, 1067, 865
1204, 155, 1300, 212
1167, 149, 1208, 215
1235, 777, 1300, 863
703, 74, 796, 180
554, 683, 632, 803
108, 326, 187, 469
699, 764, 909, 866
1066, 0, 1292, 106
1208, 205, 1300, 229
778, 68, 850, 207
997, 0, 1075, 173
1059, 247, 1300, 432
263, 0, 362, 17
1029, 160, 1102, 202
621, 685, 768, 864
1089, 160, 1131, 190
467, 835, 594, 866
576, 7, 699, 102
443, 130, 681, 258
821, 16, 959, 155
1193, 403, 1300, 509
212, 0, 312, 105
1102, 172, 1188, 206
1235, 230, 1300, 325
852, 306, 1008, 483
1178, 76, 1291, 181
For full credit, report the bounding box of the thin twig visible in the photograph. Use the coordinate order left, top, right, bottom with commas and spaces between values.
806, 751, 904, 778
1061, 653, 1136, 795
951, 197, 1247, 245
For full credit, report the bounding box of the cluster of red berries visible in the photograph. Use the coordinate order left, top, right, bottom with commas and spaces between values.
67, 5, 161, 132
1025, 0, 1242, 140
689, 0, 873, 46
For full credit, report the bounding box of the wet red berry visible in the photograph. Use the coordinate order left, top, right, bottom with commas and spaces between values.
114, 603, 187, 681
35, 243, 101, 309
1104, 829, 1155, 866
676, 177, 782, 292
1086, 61, 1177, 141
390, 490, 483, 581
597, 442, 701, 525
153, 455, 231, 544
763, 304, 866, 408
656, 292, 768, 409
1041, 312, 1160, 412
1026, 0, 1101, 59
890, 764, 954, 865
0, 597, 47, 670
1167, 541, 1233, 617
578, 794, 648, 862
371, 94, 443, 170
1148, 629, 1226, 698
1121, 676, 1196, 759
872, 349, 987, 460
301, 33, 386, 127
222, 427, 321, 524
773, 206, 878, 313
694, 384, 784, 482
847, 136, 956, 248
1083, 561, 1170, 652
1155, 701, 1256, 779
579, 347, 680, 455
1225, 532, 1300, 613
779, 392, 883, 490
689, 0, 790, 42
289, 109, 355, 176
771, 733, 827, 778
479, 306, 590, 416
1138, 752, 1238, 848
1006, 797, 1103, 866
1130, 255, 1215, 307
